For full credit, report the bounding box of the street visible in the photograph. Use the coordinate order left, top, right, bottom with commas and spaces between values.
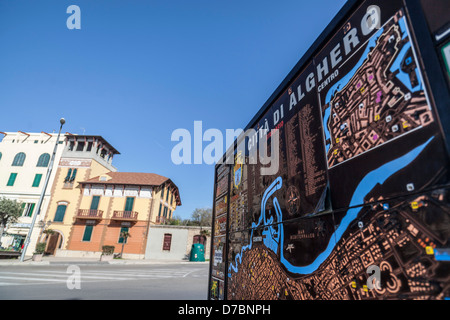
0, 262, 209, 300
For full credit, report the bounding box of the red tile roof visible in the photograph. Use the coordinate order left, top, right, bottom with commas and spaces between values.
80, 172, 181, 205
82, 172, 168, 186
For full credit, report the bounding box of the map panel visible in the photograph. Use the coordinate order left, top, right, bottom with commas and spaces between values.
209, 164, 230, 300
318, 10, 434, 169
211, 0, 450, 300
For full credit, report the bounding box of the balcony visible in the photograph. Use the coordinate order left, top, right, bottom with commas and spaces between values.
76, 209, 103, 220
112, 211, 138, 221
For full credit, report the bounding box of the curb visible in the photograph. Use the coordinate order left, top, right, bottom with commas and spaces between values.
0, 259, 210, 266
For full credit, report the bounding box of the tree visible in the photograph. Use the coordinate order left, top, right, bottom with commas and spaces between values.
118, 230, 131, 258
168, 215, 182, 225
0, 197, 22, 247
190, 208, 212, 227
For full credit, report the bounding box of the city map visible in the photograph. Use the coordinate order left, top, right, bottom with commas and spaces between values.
209, 0, 450, 300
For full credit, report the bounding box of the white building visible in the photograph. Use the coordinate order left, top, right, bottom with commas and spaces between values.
0, 131, 66, 255
145, 225, 211, 261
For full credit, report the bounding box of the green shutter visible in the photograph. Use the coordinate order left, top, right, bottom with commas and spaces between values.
64, 169, 72, 182
32, 174, 42, 187
82, 225, 93, 241
7, 173, 17, 186
90, 196, 100, 210
70, 168, 77, 181
124, 197, 134, 211
26, 203, 36, 217
54, 205, 67, 222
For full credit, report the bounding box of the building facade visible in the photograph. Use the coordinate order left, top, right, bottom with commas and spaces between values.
0, 131, 66, 255
1, 131, 185, 260
55, 172, 181, 259
42, 134, 120, 256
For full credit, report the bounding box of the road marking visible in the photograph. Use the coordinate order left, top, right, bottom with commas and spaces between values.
0, 267, 206, 286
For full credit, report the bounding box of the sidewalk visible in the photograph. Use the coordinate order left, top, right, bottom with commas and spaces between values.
0, 255, 209, 266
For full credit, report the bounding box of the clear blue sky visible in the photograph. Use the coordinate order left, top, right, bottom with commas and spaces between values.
0, 0, 347, 220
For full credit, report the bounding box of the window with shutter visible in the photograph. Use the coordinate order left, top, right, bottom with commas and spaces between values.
82, 225, 93, 242
124, 197, 134, 212
90, 196, 100, 210
7, 173, 17, 186
36, 153, 50, 167
32, 174, 42, 187
12, 152, 26, 166
54, 205, 67, 222
163, 233, 172, 251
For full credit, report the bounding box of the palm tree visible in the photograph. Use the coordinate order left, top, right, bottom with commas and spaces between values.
119, 230, 131, 258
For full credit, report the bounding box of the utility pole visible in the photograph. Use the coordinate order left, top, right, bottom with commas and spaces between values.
20, 118, 65, 262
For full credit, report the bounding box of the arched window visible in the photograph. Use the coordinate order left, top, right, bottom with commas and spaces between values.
12, 152, 26, 166
36, 153, 50, 167
0, 152, 2, 161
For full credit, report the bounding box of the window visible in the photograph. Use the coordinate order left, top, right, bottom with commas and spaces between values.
82, 225, 93, 242
32, 174, 42, 187
68, 141, 75, 151
161, 186, 165, 199
36, 153, 50, 167
163, 206, 168, 218
166, 189, 170, 202
21, 203, 36, 217
158, 203, 162, 217
170, 193, 173, 205
118, 227, 129, 244
90, 196, 100, 210
124, 197, 134, 212
7, 173, 17, 186
64, 168, 77, 183
163, 233, 172, 251
54, 204, 67, 222
76, 142, 85, 151
12, 152, 26, 166
86, 142, 93, 152
0, 152, 2, 161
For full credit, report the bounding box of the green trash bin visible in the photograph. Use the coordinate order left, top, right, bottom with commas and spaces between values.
190, 243, 205, 262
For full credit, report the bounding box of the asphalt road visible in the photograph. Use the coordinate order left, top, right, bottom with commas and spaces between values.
0, 263, 209, 300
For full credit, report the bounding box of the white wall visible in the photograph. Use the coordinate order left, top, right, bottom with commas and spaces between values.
145, 226, 189, 260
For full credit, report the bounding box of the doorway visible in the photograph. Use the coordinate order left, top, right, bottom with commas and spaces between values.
45, 231, 62, 255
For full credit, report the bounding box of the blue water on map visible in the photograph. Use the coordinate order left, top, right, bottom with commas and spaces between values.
322, 16, 418, 150
322, 25, 384, 150
228, 137, 433, 276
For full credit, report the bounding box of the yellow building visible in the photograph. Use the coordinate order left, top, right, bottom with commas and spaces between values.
42, 135, 120, 255
42, 134, 181, 259
65, 172, 181, 258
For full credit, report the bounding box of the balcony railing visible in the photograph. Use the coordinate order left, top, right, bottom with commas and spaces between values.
77, 209, 103, 220
112, 211, 138, 221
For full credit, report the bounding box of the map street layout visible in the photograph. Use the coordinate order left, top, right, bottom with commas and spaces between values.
228, 188, 449, 300
321, 13, 434, 168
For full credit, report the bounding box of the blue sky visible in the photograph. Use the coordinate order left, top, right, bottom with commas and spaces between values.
0, 0, 347, 220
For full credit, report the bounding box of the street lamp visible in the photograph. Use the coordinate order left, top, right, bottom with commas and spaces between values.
20, 118, 65, 262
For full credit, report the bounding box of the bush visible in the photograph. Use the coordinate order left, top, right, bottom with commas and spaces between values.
102, 245, 115, 255
34, 242, 46, 254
